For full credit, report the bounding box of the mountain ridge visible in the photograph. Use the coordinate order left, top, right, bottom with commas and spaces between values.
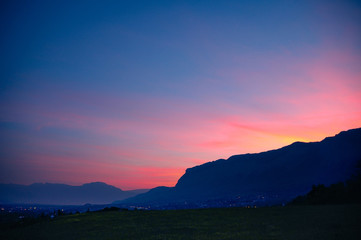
121, 127, 361, 207
0, 182, 149, 205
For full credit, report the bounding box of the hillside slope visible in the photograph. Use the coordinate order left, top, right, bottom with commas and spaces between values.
123, 128, 361, 206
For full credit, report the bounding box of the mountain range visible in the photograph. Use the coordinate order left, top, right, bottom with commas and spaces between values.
2, 128, 361, 207
120, 127, 361, 207
0, 182, 148, 205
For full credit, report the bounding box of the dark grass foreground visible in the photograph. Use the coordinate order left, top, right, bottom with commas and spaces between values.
2, 205, 361, 240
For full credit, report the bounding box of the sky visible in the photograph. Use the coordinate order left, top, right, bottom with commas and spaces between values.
1, 0, 361, 190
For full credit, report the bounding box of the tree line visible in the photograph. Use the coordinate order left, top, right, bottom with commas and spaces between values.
290, 161, 361, 205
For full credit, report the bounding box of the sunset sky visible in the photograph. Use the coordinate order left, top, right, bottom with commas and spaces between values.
1, 0, 361, 190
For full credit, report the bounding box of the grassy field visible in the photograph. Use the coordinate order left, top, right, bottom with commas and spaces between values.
1, 205, 360, 240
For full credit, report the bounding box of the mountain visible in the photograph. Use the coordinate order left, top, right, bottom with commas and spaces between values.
121, 128, 361, 207
0, 182, 149, 205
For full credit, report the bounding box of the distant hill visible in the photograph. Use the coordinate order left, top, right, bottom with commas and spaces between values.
0, 182, 149, 205
122, 128, 361, 207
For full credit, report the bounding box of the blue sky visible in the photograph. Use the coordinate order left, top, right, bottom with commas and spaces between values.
1, 0, 360, 189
